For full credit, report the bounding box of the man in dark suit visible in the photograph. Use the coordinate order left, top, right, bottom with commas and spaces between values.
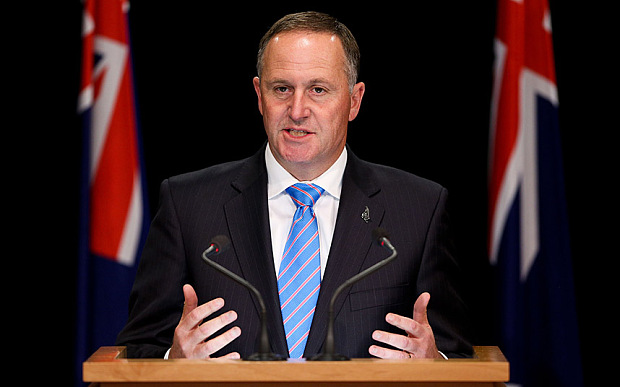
116, 11, 472, 360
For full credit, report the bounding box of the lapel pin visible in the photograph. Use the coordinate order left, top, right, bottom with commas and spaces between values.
361, 206, 370, 223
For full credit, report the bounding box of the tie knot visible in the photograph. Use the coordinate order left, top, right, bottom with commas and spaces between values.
286, 183, 324, 208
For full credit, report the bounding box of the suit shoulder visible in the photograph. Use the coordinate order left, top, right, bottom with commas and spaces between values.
166, 158, 247, 188
361, 159, 445, 195
164, 146, 266, 191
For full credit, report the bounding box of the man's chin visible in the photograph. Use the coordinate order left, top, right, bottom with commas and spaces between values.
273, 140, 318, 164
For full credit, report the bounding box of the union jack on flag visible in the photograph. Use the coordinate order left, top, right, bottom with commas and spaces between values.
488, 0, 582, 385
76, 0, 148, 384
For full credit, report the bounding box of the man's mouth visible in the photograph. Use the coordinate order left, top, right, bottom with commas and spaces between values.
285, 128, 311, 137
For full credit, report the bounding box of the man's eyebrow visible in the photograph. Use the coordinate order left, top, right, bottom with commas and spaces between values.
264, 78, 289, 85
306, 78, 334, 86
264, 78, 336, 87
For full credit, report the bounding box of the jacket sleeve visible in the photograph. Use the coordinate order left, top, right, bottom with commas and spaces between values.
115, 179, 187, 358
416, 187, 473, 358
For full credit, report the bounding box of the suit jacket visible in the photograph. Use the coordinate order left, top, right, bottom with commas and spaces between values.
116, 145, 472, 358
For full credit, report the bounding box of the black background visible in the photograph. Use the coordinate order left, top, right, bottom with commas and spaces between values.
35, 1, 613, 384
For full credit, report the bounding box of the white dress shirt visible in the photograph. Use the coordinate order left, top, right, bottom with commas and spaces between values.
265, 145, 347, 279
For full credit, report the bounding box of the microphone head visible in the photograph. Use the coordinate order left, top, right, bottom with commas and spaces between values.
210, 235, 231, 254
372, 228, 390, 245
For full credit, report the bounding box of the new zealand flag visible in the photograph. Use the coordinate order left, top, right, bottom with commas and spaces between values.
488, 0, 583, 385
76, 0, 148, 385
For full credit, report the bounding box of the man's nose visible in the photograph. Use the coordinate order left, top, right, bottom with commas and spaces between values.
289, 91, 310, 122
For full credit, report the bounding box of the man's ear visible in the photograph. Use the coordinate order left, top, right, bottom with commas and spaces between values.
349, 82, 365, 121
253, 76, 263, 116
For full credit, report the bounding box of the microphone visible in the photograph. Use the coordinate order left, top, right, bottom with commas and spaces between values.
202, 234, 231, 256
309, 228, 398, 361
201, 235, 284, 361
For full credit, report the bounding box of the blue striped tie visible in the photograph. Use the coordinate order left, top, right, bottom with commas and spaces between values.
278, 183, 324, 358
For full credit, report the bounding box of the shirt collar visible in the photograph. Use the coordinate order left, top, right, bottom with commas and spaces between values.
265, 145, 347, 200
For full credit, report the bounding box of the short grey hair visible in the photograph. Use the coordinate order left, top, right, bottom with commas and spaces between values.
256, 11, 360, 92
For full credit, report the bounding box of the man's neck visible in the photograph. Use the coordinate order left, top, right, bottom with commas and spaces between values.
267, 144, 346, 182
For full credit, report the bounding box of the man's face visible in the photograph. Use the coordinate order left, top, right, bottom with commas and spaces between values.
253, 32, 365, 180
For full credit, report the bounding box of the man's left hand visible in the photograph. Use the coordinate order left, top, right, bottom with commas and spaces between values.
368, 292, 443, 359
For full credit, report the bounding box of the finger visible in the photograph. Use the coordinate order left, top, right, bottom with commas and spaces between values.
198, 326, 242, 358
181, 297, 225, 332
372, 329, 415, 353
198, 310, 238, 340
220, 352, 241, 360
368, 344, 411, 359
413, 292, 430, 325
181, 284, 198, 319
384, 312, 425, 338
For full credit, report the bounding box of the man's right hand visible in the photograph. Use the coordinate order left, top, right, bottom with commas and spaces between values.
168, 284, 242, 359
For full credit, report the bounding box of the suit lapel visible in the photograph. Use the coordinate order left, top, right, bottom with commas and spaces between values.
224, 148, 288, 356
304, 148, 385, 357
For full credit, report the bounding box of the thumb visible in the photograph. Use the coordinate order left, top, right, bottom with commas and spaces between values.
181, 284, 198, 319
413, 292, 430, 325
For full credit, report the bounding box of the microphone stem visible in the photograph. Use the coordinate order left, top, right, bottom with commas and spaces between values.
312, 245, 397, 361
329, 247, 398, 315
201, 251, 283, 360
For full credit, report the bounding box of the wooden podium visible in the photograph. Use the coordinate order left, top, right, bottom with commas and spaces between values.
84, 346, 509, 386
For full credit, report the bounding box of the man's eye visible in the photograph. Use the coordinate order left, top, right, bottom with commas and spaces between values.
312, 87, 326, 94
275, 86, 289, 93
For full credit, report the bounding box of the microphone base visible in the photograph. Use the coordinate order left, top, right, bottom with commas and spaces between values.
308, 352, 350, 361
246, 352, 286, 361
